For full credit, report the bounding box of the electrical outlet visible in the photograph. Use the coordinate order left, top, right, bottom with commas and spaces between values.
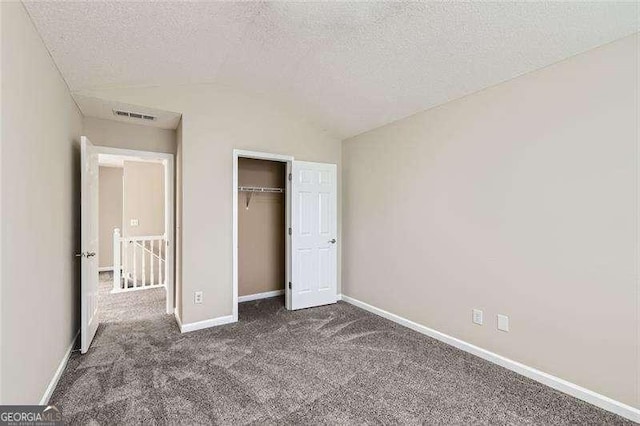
497, 314, 509, 332
194, 291, 203, 304
130, 219, 139, 227
472, 309, 483, 325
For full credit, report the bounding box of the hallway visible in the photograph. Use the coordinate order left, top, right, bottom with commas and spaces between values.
97, 272, 166, 323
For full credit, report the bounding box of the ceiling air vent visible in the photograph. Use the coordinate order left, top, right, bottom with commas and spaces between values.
113, 109, 157, 121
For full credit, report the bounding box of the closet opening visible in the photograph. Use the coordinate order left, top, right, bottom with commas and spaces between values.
232, 150, 293, 321
238, 158, 286, 304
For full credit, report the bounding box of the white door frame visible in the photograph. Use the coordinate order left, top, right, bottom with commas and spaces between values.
94, 145, 175, 315
232, 149, 293, 321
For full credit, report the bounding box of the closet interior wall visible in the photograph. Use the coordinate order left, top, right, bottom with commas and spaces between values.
238, 158, 286, 297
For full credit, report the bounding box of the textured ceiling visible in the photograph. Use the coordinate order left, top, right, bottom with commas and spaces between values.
24, 1, 639, 138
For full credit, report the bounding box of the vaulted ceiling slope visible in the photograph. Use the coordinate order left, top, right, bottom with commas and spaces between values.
24, 1, 638, 138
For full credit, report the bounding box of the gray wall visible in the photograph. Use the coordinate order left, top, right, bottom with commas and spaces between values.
1, 2, 84, 404
342, 35, 639, 408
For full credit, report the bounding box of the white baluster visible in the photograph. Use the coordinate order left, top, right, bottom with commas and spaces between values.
133, 241, 138, 287
158, 239, 163, 285
108, 235, 169, 292
112, 228, 121, 292
142, 240, 146, 287
150, 239, 155, 286
122, 238, 128, 290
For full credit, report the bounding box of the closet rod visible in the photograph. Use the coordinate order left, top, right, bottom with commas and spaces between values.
240, 186, 284, 209
238, 186, 284, 193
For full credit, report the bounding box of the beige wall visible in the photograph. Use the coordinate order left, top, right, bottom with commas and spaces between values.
342, 35, 639, 408
1, 2, 84, 403
77, 84, 342, 324
238, 159, 285, 297
123, 161, 165, 237
98, 167, 123, 268
84, 116, 176, 154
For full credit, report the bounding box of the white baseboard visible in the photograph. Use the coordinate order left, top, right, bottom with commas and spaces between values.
179, 315, 235, 333
40, 330, 79, 405
98, 266, 113, 272
338, 294, 640, 423
238, 289, 284, 303
111, 284, 165, 294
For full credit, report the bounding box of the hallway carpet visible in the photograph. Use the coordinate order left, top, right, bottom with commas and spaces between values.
97, 272, 166, 323
51, 282, 631, 424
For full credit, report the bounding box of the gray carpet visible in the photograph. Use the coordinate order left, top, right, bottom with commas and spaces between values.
97, 272, 166, 323
51, 275, 632, 425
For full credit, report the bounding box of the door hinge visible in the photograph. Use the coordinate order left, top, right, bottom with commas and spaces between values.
288, 227, 292, 236
288, 282, 292, 289
288, 173, 292, 181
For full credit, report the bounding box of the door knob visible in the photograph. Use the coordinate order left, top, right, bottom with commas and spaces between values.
75, 252, 96, 258
329, 239, 337, 244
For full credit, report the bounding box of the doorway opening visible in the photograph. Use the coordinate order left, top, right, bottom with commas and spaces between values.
96, 149, 173, 328
237, 158, 287, 308
80, 140, 175, 353
96, 146, 175, 320
233, 150, 292, 321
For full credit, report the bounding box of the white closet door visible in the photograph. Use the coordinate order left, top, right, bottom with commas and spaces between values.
289, 161, 337, 310
80, 136, 100, 353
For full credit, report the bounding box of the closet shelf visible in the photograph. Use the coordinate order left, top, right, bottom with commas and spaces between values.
238, 186, 284, 193
239, 186, 284, 209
